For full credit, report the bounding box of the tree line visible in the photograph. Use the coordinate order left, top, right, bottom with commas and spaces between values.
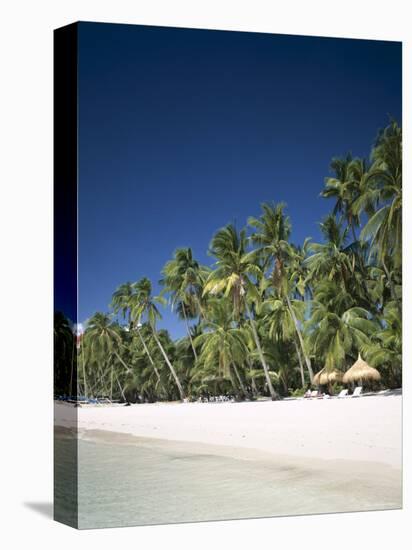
54, 120, 402, 402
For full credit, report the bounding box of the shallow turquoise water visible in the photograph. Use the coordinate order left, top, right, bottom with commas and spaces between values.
54, 429, 401, 529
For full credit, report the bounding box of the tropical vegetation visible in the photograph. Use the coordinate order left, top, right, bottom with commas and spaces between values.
54, 121, 402, 402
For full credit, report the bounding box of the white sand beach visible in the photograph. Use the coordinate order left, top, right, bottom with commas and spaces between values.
55, 393, 402, 468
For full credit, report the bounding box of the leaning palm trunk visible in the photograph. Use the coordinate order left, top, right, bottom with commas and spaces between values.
151, 328, 185, 400
293, 338, 305, 388
232, 363, 247, 397
246, 357, 259, 396
245, 302, 279, 400
194, 293, 208, 322
113, 350, 132, 374
115, 372, 127, 402
228, 365, 240, 396
285, 295, 314, 383
136, 329, 162, 382
181, 303, 198, 361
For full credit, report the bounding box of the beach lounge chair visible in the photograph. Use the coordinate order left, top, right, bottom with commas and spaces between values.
351, 386, 363, 397
310, 390, 318, 398
337, 389, 349, 398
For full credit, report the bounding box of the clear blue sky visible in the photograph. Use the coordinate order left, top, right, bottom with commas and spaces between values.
76, 22, 401, 338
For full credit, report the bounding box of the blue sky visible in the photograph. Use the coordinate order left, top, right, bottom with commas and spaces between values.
76, 23, 401, 338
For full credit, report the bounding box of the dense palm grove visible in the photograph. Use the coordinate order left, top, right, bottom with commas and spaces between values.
55, 121, 402, 402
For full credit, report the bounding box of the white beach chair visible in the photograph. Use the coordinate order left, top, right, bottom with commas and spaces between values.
310, 390, 318, 398
337, 389, 349, 398
351, 386, 363, 397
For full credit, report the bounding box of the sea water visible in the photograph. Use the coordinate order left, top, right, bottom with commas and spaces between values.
54, 429, 401, 529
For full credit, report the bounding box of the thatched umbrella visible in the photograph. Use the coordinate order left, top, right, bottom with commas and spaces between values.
313, 368, 343, 394
342, 354, 381, 385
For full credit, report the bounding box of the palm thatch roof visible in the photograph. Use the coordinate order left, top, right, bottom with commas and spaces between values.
342, 354, 381, 384
313, 367, 343, 386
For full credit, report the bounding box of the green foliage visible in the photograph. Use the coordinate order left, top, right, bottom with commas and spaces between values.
63, 120, 401, 402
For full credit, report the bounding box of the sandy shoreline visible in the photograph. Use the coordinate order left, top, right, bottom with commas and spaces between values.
55, 393, 402, 469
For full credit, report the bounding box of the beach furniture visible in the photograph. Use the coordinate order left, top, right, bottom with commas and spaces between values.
351, 386, 363, 397
337, 389, 349, 398
310, 390, 318, 398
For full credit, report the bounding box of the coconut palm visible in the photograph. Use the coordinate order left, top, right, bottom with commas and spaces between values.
83, 313, 132, 399
305, 215, 353, 285
203, 224, 279, 399
261, 293, 307, 387
130, 277, 185, 400
356, 121, 402, 313
160, 248, 209, 360
110, 282, 135, 327
193, 299, 249, 397
360, 301, 402, 388
321, 154, 363, 241
306, 281, 377, 372
248, 202, 314, 382
54, 311, 75, 396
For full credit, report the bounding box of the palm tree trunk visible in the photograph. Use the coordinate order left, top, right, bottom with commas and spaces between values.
246, 357, 258, 396
113, 350, 132, 374
136, 329, 162, 382
182, 303, 198, 361
228, 365, 240, 397
245, 302, 279, 400
195, 294, 207, 322
151, 328, 186, 400
285, 295, 314, 383
115, 372, 127, 402
232, 363, 247, 397
110, 364, 113, 400
293, 338, 305, 388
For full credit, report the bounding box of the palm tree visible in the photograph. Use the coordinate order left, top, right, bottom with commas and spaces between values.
248, 202, 314, 382
321, 154, 363, 242
130, 277, 185, 400
111, 282, 163, 389
356, 121, 402, 314
160, 248, 208, 360
306, 281, 376, 373
204, 224, 279, 399
261, 293, 307, 387
304, 215, 359, 292
110, 282, 135, 327
193, 299, 249, 397
361, 301, 401, 388
83, 313, 132, 399
54, 312, 75, 396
